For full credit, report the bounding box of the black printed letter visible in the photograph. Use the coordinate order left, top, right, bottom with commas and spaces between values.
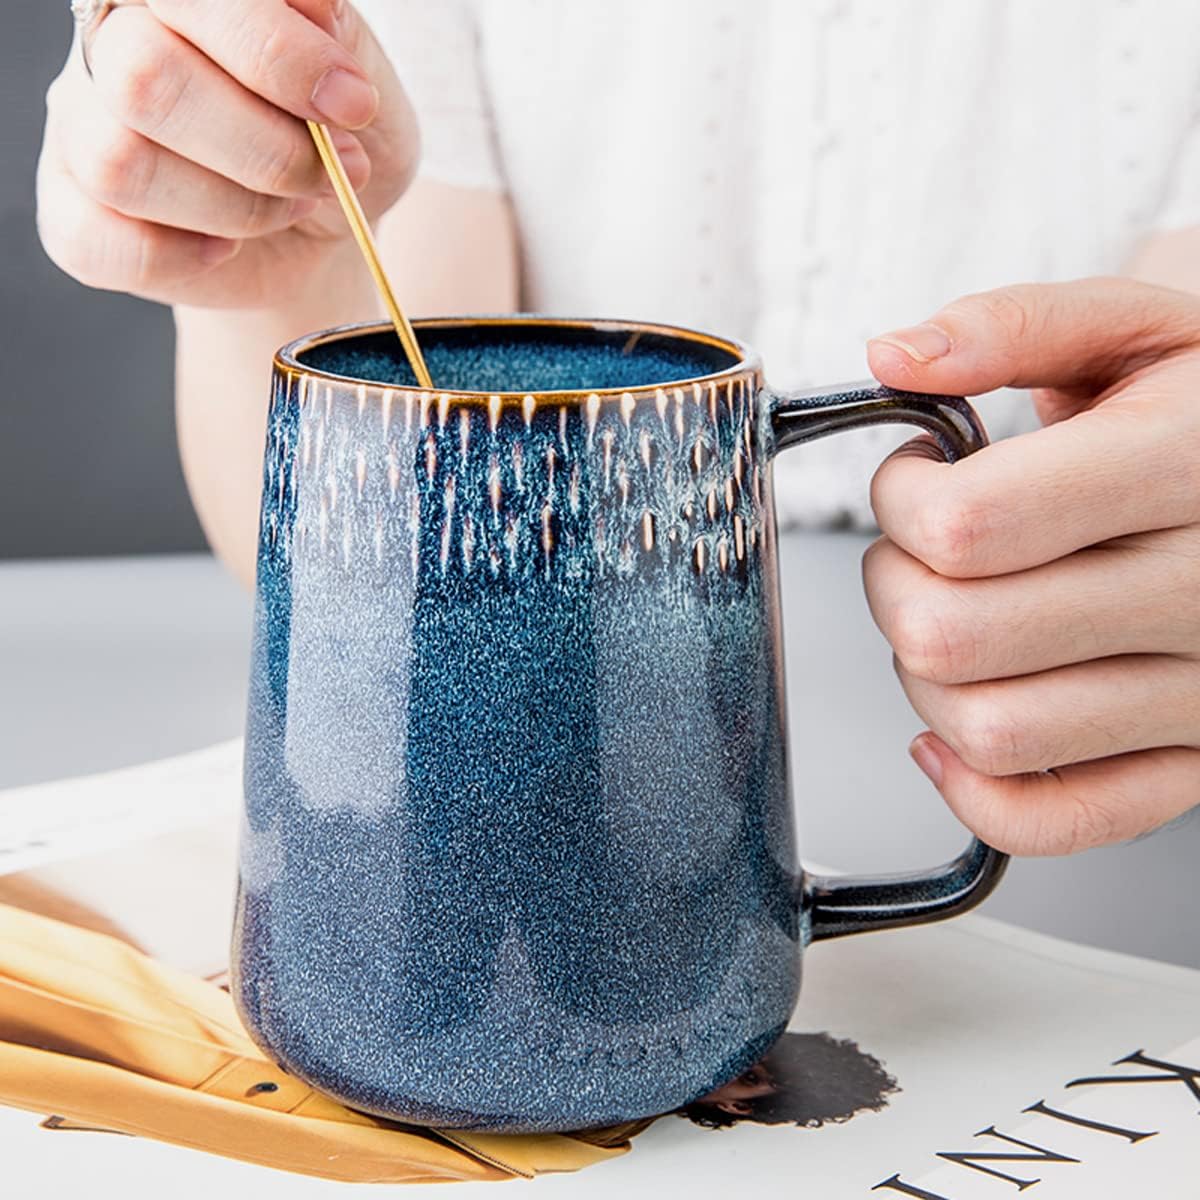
1024, 1098, 1156, 1143
872, 1176, 954, 1199
1068, 1050, 1200, 1110
935, 1127, 1078, 1190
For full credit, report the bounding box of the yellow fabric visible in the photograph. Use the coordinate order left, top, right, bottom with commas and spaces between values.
0, 903, 635, 1183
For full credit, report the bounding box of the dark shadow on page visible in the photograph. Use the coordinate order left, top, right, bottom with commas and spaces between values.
678, 1032, 899, 1130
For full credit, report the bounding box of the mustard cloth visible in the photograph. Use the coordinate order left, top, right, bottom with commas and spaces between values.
0, 903, 650, 1183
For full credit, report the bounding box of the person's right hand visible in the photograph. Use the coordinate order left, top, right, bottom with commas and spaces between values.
37, 0, 419, 309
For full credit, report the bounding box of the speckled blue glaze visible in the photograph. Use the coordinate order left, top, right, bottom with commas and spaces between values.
232, 318, 1006, 1133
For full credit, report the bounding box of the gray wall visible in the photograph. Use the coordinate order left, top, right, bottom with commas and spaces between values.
1, 5, 205, 560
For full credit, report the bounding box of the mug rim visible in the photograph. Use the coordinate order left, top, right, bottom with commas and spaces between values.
274, 314, 761, 400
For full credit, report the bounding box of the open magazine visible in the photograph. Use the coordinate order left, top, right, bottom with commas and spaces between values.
2, 744, 1198, 1198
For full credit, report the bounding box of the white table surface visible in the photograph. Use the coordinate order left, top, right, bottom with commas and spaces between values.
1, 535, 1196, 969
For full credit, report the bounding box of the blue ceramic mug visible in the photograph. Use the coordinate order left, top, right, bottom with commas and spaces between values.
234, 316, 1007, 1133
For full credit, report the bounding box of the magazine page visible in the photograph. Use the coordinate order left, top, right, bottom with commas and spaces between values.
0, 739, 242, 877
0, 741, 242, 975
877, 1030, 1200, 1199
557, 921, 1200, 1199
2, 745, 1198, 1198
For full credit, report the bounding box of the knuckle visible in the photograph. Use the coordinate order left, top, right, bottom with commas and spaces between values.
950, 691, 1027, 776
938, 772, 1030, 855
252, 130, 311, 195
127, 226, 166, 293
83, 128, 152, 211
109, 34, 185, 133
945, 287, 1038, 347
977, 289, 1036, 343
859, 534, 891, 593
241, 189, 286, 237
913, 487, 990, 577
250, 23, 293, 91
889, 591, 976, 683
249, 19, 355, 110
947, 772, 1125, 857
860, 543, 886, 610
1059, 792, 1121, 856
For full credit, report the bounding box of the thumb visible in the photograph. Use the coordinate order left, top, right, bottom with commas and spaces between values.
866, 277, 1200, 398
290, 0, 420, 211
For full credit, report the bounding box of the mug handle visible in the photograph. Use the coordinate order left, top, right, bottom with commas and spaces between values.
766, 381, 1009, 941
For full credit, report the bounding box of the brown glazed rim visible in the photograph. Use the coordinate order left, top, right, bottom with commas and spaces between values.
275, 315, 762, 402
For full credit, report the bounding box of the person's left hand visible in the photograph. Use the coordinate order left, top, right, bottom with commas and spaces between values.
863, 277, 1200, 855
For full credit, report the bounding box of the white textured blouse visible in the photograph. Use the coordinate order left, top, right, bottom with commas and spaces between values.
357, 0, 1200, 528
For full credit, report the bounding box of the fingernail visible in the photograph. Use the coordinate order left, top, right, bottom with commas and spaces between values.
312, 68, 379, 129
909, 734, 945, 788
327, 134, 370, 190
870, 322, 953, 363
330, 128, 359, 156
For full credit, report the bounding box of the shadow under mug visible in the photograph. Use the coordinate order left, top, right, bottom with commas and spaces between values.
233, 316, 1007, 1133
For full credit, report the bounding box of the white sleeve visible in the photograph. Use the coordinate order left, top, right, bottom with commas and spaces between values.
1153, 82, 1200, 232
354, 0, 505, 192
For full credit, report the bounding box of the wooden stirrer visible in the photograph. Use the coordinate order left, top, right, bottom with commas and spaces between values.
306, 121, 434, 389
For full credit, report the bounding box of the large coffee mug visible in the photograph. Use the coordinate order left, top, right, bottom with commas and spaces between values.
234, 317, 1007, 1132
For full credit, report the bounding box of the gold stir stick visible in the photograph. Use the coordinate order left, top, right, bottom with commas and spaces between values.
306, 121, 434, 389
